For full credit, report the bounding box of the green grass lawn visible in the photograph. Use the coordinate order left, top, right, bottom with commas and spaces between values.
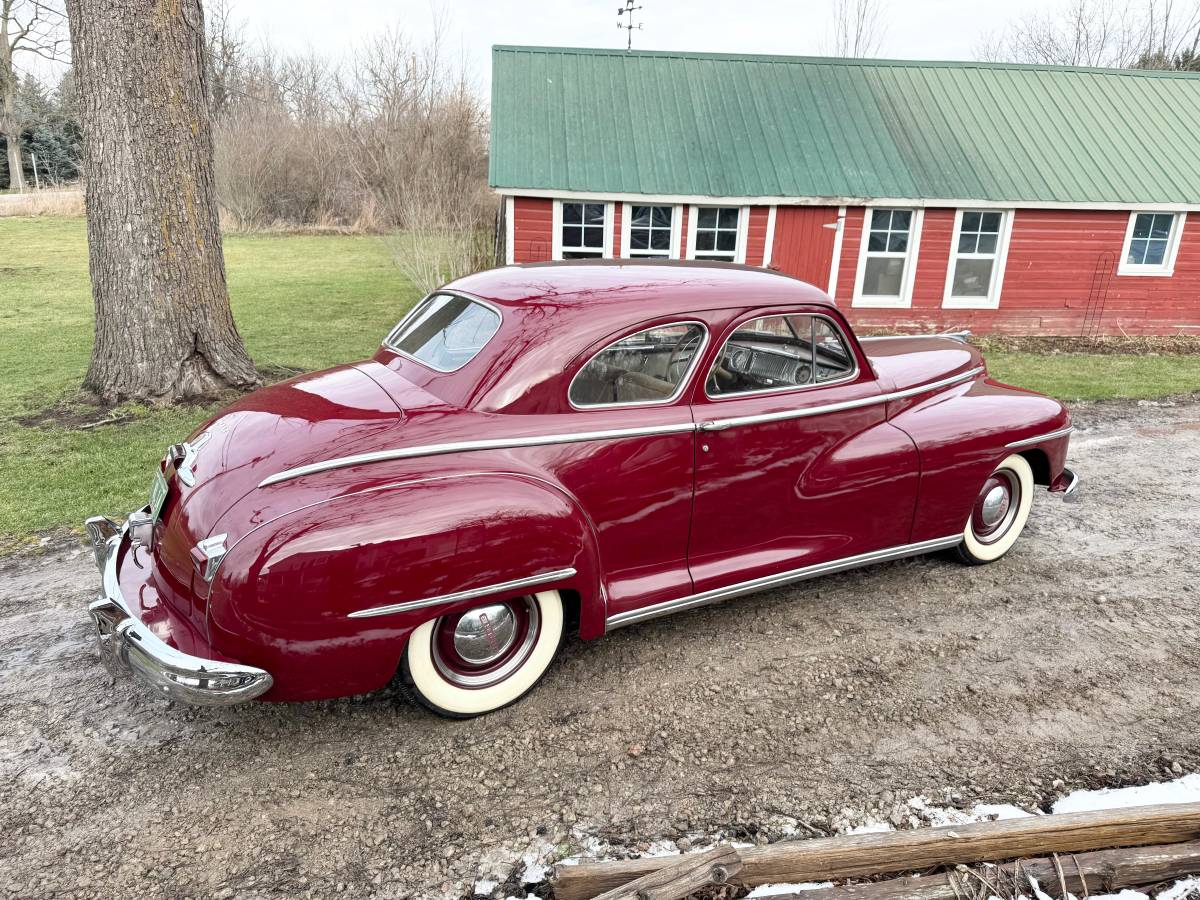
0, 217, 418, 545
1, 215, 1198, 544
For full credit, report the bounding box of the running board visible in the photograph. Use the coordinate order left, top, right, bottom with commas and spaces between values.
604, 535, 963, 631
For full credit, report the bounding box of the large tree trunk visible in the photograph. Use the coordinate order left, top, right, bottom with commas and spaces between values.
66, 0, 259, 404
0, 17, 26, 192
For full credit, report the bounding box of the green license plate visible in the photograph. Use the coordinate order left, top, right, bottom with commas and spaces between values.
149, 469, 169, 522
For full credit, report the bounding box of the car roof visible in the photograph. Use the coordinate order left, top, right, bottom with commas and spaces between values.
446, 260, 836, 315
424, 261, 841, 415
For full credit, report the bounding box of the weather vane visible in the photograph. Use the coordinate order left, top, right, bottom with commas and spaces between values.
617, 0, 644, 51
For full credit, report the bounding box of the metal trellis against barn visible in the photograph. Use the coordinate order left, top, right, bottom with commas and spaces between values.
1081, 250, 1116, 338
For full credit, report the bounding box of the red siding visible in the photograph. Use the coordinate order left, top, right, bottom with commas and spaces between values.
744, 206, 770, 266
840, 207, 1200, 335
770, 205, 839, 288
511, 197, 553, 263
612, 203, 623, 258
507, 196, 1200, 335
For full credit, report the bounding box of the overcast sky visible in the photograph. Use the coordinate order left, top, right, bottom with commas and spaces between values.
230, 0, 1040, 92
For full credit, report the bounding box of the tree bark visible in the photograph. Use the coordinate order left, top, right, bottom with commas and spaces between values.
0, 11, 26, 192
65, 0, 259, 404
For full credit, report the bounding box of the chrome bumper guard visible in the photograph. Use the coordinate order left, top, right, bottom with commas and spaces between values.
1056, 467, 1083, 503
85, 513, 273, 706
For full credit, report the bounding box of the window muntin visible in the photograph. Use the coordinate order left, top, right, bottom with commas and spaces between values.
386, 293, 501, 372
1127, 213, 1175, 267
856, 208, 919, 305
693, 207, 740, 261
706, 314, 855, 398
947, 210, 1006, 303
628, 205, 674, 257
561, 202, 606, 259
569, 322, 707, 408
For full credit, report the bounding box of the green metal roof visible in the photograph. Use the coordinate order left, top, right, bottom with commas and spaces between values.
489, 46, 1200, 204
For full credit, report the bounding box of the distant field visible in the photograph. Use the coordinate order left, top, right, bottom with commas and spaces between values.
1, 215, 1197, 543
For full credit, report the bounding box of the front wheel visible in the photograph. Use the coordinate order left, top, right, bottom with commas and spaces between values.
400, 590, 564, 718
954, 454, 1035, 565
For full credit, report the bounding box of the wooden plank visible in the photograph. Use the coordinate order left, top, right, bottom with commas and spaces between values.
588, 844, 742, 900
552, 803, 1200, 900
777, 840, 1200, 900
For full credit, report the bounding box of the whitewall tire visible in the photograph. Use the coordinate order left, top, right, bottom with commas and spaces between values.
955, 454, 1035, 565
401, 590, 564, 718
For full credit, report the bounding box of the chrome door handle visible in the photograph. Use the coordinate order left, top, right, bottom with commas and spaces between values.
698, 420, 731, 432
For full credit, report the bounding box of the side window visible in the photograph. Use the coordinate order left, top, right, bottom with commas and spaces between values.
707, 314, 855, 397
569, 322, 706, 408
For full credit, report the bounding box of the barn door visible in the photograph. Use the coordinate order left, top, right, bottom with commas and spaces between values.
770, 206, 841, 294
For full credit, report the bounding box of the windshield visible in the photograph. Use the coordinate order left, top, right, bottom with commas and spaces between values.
385, 294, 501, 372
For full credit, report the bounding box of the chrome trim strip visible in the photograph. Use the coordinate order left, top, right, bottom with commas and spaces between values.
860, 330, 972, 343
568, 320, 710, 411
1005, 425, 1074, 449
347, 567, 578, 619
259, 422, 697, 487
259, 367, 984, 486
699, 366, 984, 432
605, 535, 963, 631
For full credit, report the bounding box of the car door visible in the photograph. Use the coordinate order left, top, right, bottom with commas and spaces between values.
686, 307, 921, 596
549, 317, 712, 620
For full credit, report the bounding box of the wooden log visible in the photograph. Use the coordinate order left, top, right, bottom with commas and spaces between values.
774, 840, 1200, 900
587, 844, 743, 900
552, 803, 1200, 900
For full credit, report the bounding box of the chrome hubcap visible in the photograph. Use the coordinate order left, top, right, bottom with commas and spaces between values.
431, 597, 541, 689
452, 603, 517, 666
980, 485, 1010, 527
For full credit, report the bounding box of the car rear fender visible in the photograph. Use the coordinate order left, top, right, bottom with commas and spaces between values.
205, 471, 603, 701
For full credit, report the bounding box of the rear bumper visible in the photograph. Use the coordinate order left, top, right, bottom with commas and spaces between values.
84, 512, 273, 706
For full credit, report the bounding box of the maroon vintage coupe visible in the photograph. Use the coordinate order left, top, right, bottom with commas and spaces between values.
85, 262, 1079, 716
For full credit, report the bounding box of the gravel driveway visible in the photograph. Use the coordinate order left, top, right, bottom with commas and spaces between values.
2, 398, 1199, 899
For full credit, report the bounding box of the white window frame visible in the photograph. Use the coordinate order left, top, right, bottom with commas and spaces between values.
852, 207, 924, 309
942, 209, 1015, 310
620, 202, 683, 259
552, 200, 614, 261
686, 204, 749, 264
1118, 210, 1186, 277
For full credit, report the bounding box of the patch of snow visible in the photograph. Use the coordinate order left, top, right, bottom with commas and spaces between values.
847, 820, 894, 834
747, 882, 834, 897
1052, 775, 1200, 813
1159, 877, 1200, 900
472, 878, 497, 896
1089, 891, 1150, 900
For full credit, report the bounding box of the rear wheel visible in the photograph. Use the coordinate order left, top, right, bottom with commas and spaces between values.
954, 454, 1034, 565
400, 590, 564, 718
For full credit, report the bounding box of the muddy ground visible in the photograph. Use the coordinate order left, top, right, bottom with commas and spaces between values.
2, 398, 1199, 899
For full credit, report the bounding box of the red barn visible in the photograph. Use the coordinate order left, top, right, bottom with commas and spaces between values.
489, 46, 1200, 335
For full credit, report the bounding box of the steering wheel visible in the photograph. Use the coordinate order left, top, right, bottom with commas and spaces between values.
666, 330, 702, 380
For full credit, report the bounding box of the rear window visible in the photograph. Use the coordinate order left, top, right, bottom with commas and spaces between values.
386, 294, 501, 372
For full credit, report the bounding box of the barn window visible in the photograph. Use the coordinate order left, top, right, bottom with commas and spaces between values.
555, 201, 611, 259
689, 206, 747, 262
1119, 211, 1185, 276
943, 209, 1014, 309
625, 205, 677, 258
853, 208, 923, 308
